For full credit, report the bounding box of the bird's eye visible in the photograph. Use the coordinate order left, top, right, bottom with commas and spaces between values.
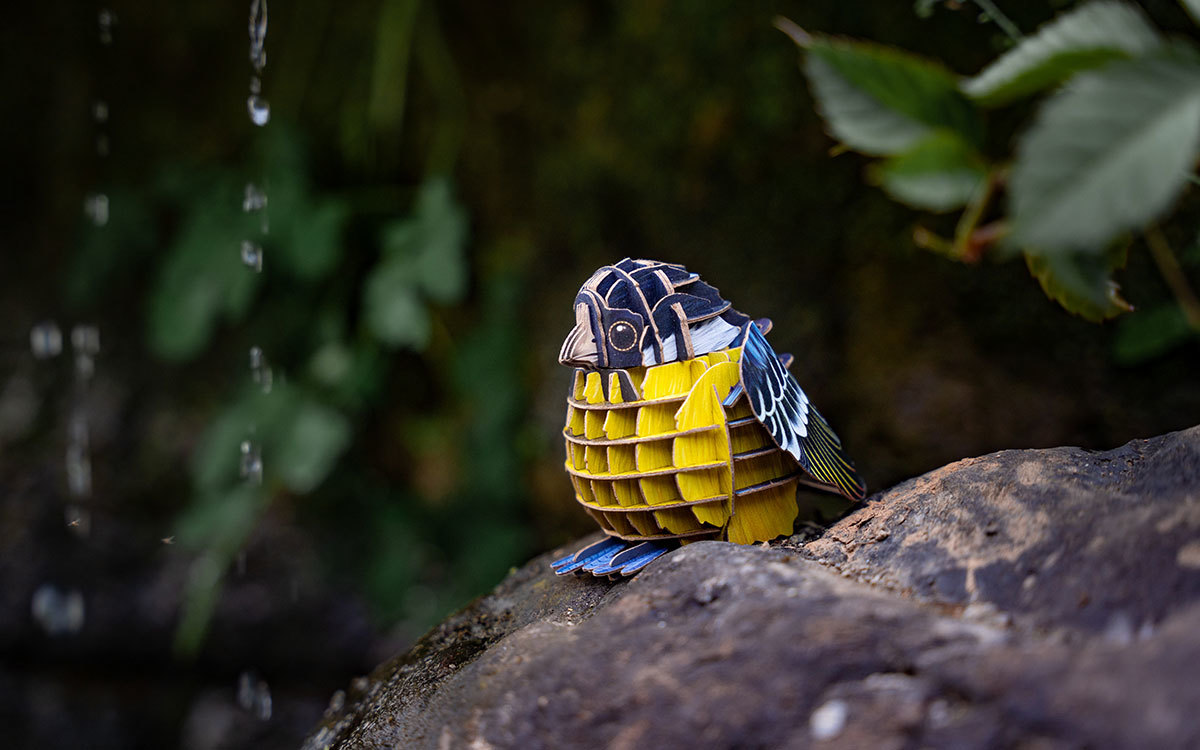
608, 321, 638, 351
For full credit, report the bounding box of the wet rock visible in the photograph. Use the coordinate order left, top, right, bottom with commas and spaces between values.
305, 427, 1200, 749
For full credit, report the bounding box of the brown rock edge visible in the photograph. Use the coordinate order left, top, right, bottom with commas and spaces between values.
304, 427, 1200, 749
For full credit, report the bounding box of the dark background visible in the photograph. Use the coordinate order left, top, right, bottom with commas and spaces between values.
1, 1, 1196, 748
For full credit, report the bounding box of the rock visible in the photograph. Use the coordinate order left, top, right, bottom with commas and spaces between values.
304, 427, 1200, 749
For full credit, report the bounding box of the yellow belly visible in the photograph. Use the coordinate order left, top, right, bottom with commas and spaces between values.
563, 347, 801, 545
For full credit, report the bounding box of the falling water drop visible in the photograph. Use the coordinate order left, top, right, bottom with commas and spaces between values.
95, 134, 110, 157
246, 94, 271, 127
248, 0, 268, 71
31, 585, 86, 636
248, 346, 273, 393
71, 325, 100, 381
236, 671, 273, 721
243, 182, 269, 233
242, 183, 268, 213
30, 322, 63, 359
83, 193, 109, 227
66, 415, 92, 498
97, 9, 115, 45
236, 671, 255, 709
239, 440, 263, 485
92, 100, 109, 123
240, 240, 264, 272
255, 681, 273, 721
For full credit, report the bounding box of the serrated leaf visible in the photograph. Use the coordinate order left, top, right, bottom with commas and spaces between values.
1025, 248, 1132, 321
1113, 303, 1194, 363
800, 37, 983, 156
363, 258, 431, 348
964, 1, 1161, 107
1010, 56, 1200, 252
869, 132, 988, 212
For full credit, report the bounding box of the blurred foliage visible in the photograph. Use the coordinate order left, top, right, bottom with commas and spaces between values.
62, 0, 509, 653
781, 0, 1200, 358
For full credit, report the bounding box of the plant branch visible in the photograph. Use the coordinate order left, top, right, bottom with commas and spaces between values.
1145, 225, 1200, 331
971, 0, 1023, 42
951, 170, 999, 262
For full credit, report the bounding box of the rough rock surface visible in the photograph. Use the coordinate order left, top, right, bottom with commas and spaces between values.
304, 427, 1200, 749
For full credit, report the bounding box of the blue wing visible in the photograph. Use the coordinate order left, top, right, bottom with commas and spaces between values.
739, 324, 866, 500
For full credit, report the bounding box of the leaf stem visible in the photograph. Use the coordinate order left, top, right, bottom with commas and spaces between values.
1145, 225, 1200, 331
971, 0, 1023, 42
952, 169, 998, 262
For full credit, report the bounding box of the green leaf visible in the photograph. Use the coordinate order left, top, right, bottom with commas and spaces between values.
964, 1, 1161, 107
175, 484, 264, 551
800, 36, 983, 156
275, 397, 352, 493
869, 132, 989, 212
363, 259, 431, 348
1182, 0, 1200, 28
276, 199, 349, 280
1010, 56, 1200, 252
1025, 248, 1132, 321
1113, 303, 1194, 363
148, 189, 259, 361
382, 176, 469, 303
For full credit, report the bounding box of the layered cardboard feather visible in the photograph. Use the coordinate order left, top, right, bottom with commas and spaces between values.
563, 346, 801, 543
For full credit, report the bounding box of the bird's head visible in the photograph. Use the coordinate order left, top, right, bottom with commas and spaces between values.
559, 258, 750, 370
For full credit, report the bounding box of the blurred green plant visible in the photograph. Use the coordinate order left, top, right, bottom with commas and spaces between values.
777, 0, 1200, 361
66, 0, 532, 656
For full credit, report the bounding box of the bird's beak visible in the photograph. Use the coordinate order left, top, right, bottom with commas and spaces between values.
559, 304, 600, 367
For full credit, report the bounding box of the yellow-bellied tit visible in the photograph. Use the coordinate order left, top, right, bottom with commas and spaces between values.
551, 258, 866, 578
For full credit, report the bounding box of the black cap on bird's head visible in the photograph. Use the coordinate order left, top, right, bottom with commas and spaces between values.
559, 258, 751, 369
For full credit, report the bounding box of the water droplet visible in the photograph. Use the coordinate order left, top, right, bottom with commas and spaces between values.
239, 440, 263, 485
98, 9, 115, 45
248, 0, 269, 72
255, 681, 273, 720
83, 193, 109, 227
236, 671, 256, 709
95, 134, 110, 157
240, 240, 263, 272
242, 183, 268, 213
65, 505, 92, 538
236, 671, 272, 721
71, 325, 100, 381
71, 325, 101, 355
66, 416, 92, 498
246, 95, 271, 126
92, 100, 109, 123
248, 346, 273, 393
31, 584, 86, 636
30, 322, 63, 359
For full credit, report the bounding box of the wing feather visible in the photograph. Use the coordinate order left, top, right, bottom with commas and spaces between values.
739, 324, 866, 500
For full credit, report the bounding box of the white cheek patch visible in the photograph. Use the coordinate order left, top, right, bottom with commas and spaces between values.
641, 334, 677, 366
688, 317, 741, 356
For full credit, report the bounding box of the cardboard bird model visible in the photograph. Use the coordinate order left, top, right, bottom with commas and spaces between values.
552, 258, 866, 578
